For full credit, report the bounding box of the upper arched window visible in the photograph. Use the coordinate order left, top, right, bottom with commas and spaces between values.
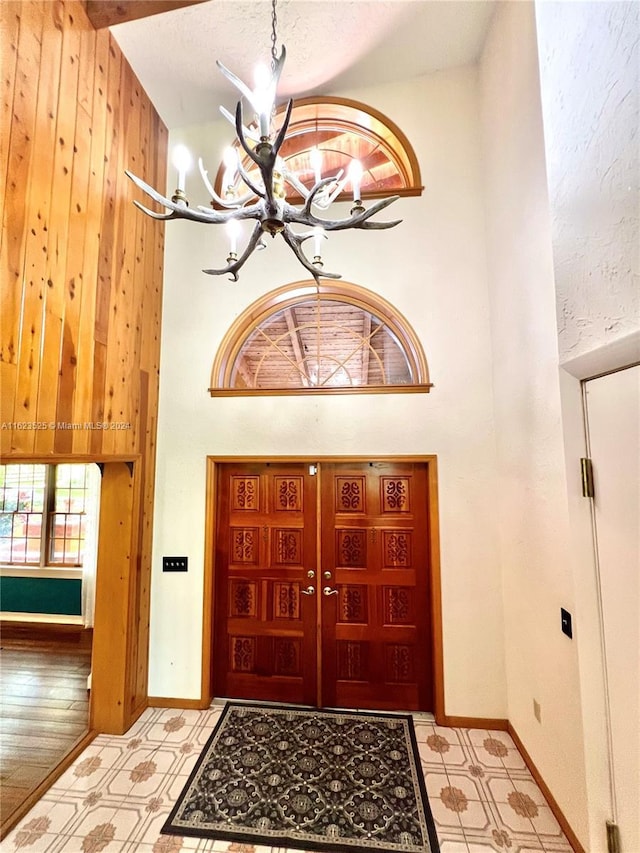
214, 97, 423, 203
210, 281, 431, 395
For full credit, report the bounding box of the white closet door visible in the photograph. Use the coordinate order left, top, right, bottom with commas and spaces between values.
585, 364, 639, 851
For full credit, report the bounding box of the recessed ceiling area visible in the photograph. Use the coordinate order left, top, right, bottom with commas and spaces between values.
109, 0, 496, 128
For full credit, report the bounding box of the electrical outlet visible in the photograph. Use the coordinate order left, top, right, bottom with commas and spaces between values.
163, 556, 188, 572
533, 699, 541, 723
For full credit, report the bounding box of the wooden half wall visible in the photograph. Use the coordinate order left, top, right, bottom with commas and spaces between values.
0, 0, 167, 732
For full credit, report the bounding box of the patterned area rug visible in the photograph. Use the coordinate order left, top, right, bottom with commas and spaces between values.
162, 702, 440, 853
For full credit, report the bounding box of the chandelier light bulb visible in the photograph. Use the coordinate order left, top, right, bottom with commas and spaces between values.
172, 144, 192, 192
226, 218, 241, 255
253, 62, 273, 137
313, 226, 325, 258
310, 147, 323, 185
348, 159, 363, 202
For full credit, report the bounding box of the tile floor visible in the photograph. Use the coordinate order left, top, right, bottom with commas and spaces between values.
1, 704, 574, 853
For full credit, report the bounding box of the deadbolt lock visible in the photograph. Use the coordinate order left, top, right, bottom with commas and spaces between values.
307, 570, 315, 578
323, 570, 332, 579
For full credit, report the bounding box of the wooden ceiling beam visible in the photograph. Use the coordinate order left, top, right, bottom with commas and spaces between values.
360, 313, 372, 387
284, 309, 310, 387
84, 0, 209, 30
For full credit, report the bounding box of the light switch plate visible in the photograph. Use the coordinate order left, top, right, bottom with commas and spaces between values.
561, 607, 573, 638
163, 556, 188, 572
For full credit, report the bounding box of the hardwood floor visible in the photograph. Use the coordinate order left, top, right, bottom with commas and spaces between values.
0, 628, 91, 826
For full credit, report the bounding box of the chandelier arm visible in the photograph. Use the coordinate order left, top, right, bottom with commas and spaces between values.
302, 175, 342, 216
281, 169, 311, 200
234, 102, 261, 166
216, 60, 257, 112
234, 103, 277, 210
271, 45, 286, 88
202, 221, 263, 281
325, 170, 348, 205
220, 106, 259, 142
195, 201, 264, 221
281, 225, 342, 281
345, 217, 403, 231
309, 170, 346, 211
131, 200, 180, 221
285, 195, 402, 231
126, 171, 241, 224
198, 158, 255, 208
270, 98, 293, 158
236, 159, 266, 200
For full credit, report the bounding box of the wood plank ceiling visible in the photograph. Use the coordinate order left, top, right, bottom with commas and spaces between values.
231, 301, 412, 389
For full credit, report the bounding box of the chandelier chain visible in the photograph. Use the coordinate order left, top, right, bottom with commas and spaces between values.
270, 0, 278, 68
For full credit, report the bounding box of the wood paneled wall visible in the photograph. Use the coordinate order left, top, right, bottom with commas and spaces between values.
0, 0, 167, 731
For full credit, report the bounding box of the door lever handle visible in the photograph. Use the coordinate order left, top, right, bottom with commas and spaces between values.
301, 586, 316, 596
323, 586, 339, 597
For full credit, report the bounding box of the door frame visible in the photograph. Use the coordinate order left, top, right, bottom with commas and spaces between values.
201, 455, 444, 721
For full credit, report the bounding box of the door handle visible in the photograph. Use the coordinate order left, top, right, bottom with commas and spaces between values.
301, 586, 315, 596
323, 586, 339, 596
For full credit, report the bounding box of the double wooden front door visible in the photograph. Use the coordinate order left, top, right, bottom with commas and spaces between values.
213, 461, 433, 711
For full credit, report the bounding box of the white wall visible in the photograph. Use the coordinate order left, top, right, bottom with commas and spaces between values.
535, 1, 640, 365
478, 1, 589, 843
149, 66, 508, 721
535, 3, 640, 849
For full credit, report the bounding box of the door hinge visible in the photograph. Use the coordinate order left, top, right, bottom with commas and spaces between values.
580, 457, 595, 498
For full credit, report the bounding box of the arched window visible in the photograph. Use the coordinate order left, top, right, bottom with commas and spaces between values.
210, 281, 431, 395
214, 97, 423, 203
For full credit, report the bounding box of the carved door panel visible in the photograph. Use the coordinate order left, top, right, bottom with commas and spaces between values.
214, 463, 318, 706
319, 462, 432, 711
214, 460, 433, 711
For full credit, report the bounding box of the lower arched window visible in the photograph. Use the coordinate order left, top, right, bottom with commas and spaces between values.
210, 281, 431, 395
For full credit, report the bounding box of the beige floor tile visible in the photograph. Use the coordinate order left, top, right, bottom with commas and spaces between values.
530, 804, 566, 838
484, 774, 518, 804
2, 712, 573, 853
454, 798, 494, 832
493, 799, 538, 834
440, 840, 471, 852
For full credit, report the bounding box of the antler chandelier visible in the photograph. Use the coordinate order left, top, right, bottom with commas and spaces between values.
125, 0, 401, 283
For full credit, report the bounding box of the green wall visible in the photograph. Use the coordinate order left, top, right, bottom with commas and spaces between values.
0, 577, 82, 615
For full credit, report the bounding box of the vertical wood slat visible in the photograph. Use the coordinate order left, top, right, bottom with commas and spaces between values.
90, 33, 122, 456
103, 54, 140, 457
11, 0, 65, 453
0, 2, 45, 456
131, 369, 149, 712
0, 1, 21, 227
35, 2, 81, 453
70, 25, 108, 453
1, 0, 167, 734
53, 15, 96, 455
0, 0, 19, 450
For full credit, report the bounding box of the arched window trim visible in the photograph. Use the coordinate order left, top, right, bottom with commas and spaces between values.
214, 96, 424, 205
209, 280, 432, 396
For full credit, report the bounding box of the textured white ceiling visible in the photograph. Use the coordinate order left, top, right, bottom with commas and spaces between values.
110, 0, 496, 128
